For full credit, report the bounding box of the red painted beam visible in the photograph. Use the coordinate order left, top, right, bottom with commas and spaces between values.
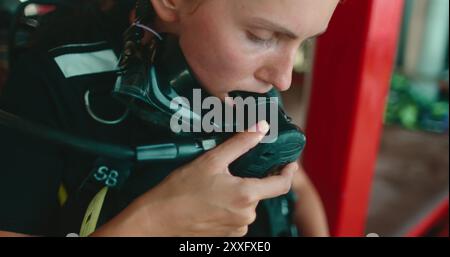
303, 0, 404, 236
36, 5, 56, 15
406, 198, 449, 237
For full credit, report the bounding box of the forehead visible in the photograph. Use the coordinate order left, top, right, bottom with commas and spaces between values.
229, 0, 338, 38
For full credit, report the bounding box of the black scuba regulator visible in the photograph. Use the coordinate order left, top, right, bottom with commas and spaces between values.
0, 0, 306, 178
109, 0, 306, 178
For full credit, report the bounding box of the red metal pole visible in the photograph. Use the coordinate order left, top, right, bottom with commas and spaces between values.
406, 198, 449, 237
303, 0, 404, 236
37, 5, 56, 15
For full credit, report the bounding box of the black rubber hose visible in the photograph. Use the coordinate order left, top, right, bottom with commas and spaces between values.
0, 108, 136, 160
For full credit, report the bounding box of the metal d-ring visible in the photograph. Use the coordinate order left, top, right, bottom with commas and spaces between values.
84, 90, 129, 125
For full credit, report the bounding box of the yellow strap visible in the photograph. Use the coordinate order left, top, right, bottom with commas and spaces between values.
58, 184, 68, 207
79, 187, 109, 237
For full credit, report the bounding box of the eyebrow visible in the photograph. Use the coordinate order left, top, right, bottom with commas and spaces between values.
249, 17, 327, 40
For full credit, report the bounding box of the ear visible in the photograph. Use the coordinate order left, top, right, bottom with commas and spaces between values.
151, 0, 179, 22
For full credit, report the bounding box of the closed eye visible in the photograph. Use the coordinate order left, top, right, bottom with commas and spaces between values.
246, 31, 275, 47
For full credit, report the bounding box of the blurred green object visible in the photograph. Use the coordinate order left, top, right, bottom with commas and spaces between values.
385, 72, 449, 133
398, 104, 419, 129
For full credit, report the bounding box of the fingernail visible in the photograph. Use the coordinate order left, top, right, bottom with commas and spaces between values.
256, 120, 270, 134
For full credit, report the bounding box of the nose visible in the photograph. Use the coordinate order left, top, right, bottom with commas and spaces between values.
255, 48, 297, 92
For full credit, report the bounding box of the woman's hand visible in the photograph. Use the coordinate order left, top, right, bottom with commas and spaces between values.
292, 165, 330, 237
94, 121, 297, 237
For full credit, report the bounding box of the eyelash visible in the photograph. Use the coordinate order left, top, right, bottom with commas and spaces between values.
246, 32, 275, 47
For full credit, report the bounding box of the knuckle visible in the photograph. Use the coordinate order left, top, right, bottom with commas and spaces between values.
280, 185, 290, 196
237, 226, 249, 237
283, 179, 292, 194
277, 178, 292, 195
229, 226, 248, 237
238, 195, 253, 207
235, 186, 255, 206
244, 211, 257, 225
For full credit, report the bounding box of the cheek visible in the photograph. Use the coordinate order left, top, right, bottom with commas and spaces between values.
179, 18, 257, 95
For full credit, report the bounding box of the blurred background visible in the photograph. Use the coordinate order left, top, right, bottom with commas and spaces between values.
282, 0, 449, 237
0, 0, 448, 237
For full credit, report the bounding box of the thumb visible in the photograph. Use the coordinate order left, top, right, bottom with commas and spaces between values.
209, 120, 270, 166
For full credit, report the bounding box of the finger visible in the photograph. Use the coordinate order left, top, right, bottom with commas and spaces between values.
219, 92, 234, 107
227, 226, 249, 237
209, 120, 270, 165
243, 162, 297, 201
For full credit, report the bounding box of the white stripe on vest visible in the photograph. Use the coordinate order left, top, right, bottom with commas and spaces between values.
54, 49, 118, 78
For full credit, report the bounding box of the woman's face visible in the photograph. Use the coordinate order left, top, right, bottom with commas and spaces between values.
171, 0, 339, 100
